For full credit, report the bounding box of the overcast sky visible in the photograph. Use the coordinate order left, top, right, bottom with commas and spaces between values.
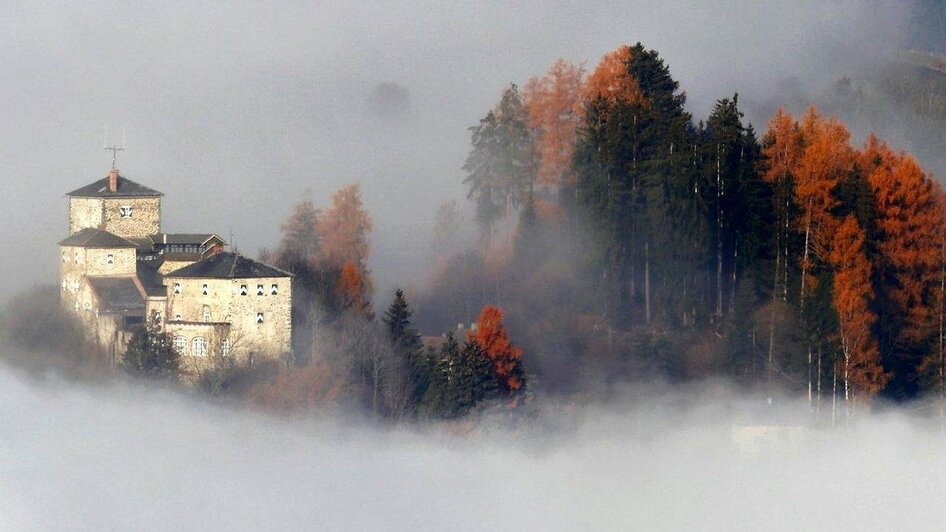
0, 0, 915, 300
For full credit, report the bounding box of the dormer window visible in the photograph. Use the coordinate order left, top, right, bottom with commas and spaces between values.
173, 282, 181, 294
202, 284, 209, 296
271, 284, 278, 296
119, 206, 133, 218
256, 284, 264, 296
256, 312, 264, 324
107, 253, 114, 264
240, 284, 248, 296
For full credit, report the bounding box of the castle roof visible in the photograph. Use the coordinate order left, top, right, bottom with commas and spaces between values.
67, 175, 163, 198
165, 252, 292, 279
87, 277, 146, 316
136, 261, 167, 298
59, 227, 137, 248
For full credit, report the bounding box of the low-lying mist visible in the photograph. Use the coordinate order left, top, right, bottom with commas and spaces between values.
4, 364, 946, 531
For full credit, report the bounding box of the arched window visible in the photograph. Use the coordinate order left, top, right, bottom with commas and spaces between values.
221, 339, 231, 357
202, 284, 209, 296
173, 336, 188, 355
192, 337, 207, 357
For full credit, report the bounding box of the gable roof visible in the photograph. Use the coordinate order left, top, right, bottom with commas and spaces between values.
166, 252, 292, 279
58, 228, 137, 248
67, 175, 163, 198
88, 277, 146, 316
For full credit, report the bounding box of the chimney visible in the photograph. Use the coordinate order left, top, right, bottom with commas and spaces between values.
108, 168, 119, 193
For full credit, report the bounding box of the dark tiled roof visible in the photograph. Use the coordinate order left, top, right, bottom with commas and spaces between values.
67, 175, 163, 198
166, 252, 291, 279
58, 228, 137, 248
88, 277, 145, 316
129, 237, 155, 252
149, 233, 225, 246
136, 262, 166, 298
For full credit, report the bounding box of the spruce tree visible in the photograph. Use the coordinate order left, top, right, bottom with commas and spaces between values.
122, 315, 180, 380
383, 289, 426, 408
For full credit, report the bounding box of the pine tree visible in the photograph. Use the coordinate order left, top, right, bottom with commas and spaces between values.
383, 289, 426, 408
122, 315, 180, 380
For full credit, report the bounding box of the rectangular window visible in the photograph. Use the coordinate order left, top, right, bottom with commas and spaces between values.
257, 284, 264, 296
119, 206, 133, 219
202, 306, 211, 322
256, 312, 264, 324
192, 337, 207, 357
271, 284, 278, 295
61, 252, 66, 263
174, 282, 181, 294
240, 284, 248, 296
173, 336, 188, 355
221, 339, 231, 357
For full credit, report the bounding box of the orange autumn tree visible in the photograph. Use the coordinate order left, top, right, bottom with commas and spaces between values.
862, 136, 945, 347
794, 108, 856, 303
317, 184, 372, 271
468, 305, 525, 395
760, 108, 804, 304
830, 216, 888, 399
523, 59, 585, 190
581, 44, 640, 108
317, 184, 373, 311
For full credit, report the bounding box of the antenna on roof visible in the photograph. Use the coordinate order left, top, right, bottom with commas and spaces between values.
104, 126, 125, 169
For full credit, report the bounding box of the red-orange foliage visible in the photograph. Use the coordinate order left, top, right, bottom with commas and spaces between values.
830, 216, 888, 397
317, 184, 372, 271
523, 59, 585, 187
760, 108, 804, 187
468, 305, 524, 394
581, 45, 640, 108
861, 135, 946, 345
338, 260, 371, 316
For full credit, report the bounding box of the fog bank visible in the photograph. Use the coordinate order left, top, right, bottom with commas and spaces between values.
3, 367, 946, 531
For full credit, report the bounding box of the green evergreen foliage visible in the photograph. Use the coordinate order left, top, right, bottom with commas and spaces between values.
463, 84, 536, 241
122, 315, 180, 380
420, 333, 498, 418
383, 289, 427, 408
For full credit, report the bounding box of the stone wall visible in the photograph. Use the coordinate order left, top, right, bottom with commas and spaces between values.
85, 247, 137, 277
158, 259, 197, 275
68, 198, 104, 234
68, 196, 161, 238
102, 197, 161, 238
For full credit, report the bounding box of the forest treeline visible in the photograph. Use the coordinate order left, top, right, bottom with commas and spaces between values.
417, 43, 946, 411
5, 41, 946, 421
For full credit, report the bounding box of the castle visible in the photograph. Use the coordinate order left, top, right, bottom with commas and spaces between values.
59, 168, 293, 376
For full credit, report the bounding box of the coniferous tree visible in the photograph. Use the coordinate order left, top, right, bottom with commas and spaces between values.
383, 289, 426, 408
122, 315, 180, 380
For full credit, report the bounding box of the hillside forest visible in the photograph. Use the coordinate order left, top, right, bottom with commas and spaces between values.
7, 42, 946, 423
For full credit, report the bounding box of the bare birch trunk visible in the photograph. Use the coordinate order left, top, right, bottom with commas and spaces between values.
716, 144, 723, 318
800, 200, 812, 305
645, 240, 651, 325
832, 362, 837, 429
